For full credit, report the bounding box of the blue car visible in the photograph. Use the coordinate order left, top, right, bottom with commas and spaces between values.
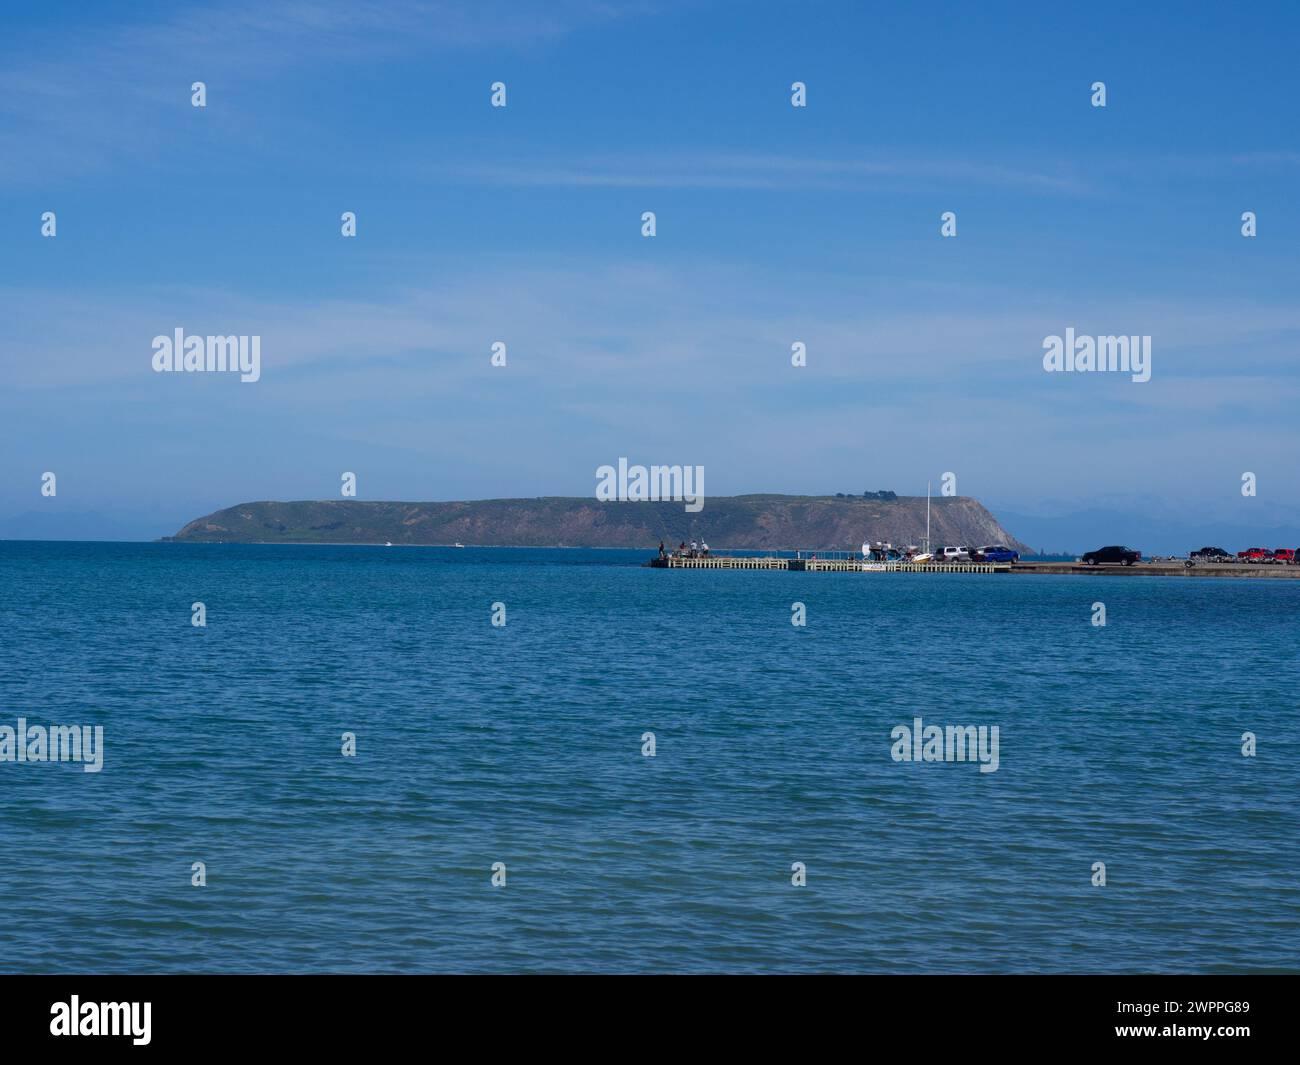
975, 545, 1019, 563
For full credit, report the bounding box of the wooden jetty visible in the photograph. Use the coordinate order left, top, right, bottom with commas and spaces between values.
649, 556, 1300, 578
650, 556, 1008, 573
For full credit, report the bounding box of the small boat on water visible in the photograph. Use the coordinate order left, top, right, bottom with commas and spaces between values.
384, 541, 393, 547
453, 543, 465, 548
860, 484, 935, 564
862, 540, 904, 562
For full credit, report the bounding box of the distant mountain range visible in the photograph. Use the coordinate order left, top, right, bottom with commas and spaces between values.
162, 495, 1032, 552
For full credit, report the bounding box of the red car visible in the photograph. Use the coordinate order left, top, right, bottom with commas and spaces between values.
1238, 547, 1269, 562
1273, 548, 1296, 564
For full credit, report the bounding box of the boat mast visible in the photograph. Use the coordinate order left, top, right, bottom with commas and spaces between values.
925, 481, 931, 553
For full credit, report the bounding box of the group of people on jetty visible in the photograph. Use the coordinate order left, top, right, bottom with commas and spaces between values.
659, 540, 709, 559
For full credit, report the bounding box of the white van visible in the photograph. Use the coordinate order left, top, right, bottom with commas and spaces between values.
940, 546, 971, 562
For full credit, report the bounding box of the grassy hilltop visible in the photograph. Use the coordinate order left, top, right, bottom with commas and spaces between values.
165, 495, 1031, 552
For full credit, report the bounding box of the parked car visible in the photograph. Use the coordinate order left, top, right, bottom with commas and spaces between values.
1081, 545, 1141, 566
973, 545, 1020, 563
939, 546, 971, 562
1237, 547, 1269, 562
1273, 548, 1296, 564
1190, 546, 1231, 562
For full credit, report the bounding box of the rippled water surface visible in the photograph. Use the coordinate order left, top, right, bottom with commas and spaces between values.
1, 542, 1297, 973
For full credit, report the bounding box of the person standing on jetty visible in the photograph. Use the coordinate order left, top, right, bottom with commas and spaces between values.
659, 540, 666, 559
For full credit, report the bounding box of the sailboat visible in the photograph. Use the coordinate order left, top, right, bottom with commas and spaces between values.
910, 484, 934, 562
860, 483, 934, 566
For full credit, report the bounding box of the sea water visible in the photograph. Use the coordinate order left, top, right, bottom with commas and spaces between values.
1, 541, 1296, 973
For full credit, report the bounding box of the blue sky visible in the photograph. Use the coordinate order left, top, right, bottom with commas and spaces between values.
3, 0, 1299, 539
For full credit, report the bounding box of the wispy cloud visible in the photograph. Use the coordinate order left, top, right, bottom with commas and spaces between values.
6, 257, 1300, 392
0, 0, 645, 183
5, 258, 1299, 509
426, 150, 1095, 195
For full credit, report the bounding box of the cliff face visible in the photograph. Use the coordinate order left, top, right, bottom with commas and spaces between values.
166, 495, 1031, 552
